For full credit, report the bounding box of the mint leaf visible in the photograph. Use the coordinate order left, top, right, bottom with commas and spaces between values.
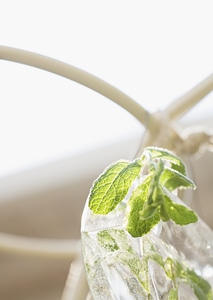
164, 196, 198, 225
89, 159, 142, 214
98, 229, 135, 254
160, 168, 196, 191
97, 229, 150, 293
97, 230, 119, 252
164, 257, 212, 300
168, 288, 178, 300
187, 269, 212, 300
127, 176, 160, 237
146, 147, 186, 175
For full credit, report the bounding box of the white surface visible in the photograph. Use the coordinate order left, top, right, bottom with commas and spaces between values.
0, 1, 213, 177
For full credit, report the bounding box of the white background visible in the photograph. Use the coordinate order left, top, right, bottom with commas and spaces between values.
0, 1, 212, 177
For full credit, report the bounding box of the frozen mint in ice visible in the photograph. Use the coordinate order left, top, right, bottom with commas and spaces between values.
81, 147, 213, 299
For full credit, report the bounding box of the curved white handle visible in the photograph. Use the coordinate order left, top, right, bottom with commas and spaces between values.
0, 45, 150, 127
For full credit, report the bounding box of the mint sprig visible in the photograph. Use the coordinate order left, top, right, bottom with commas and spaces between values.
145, 146, 187, 175
86, 147, 211, 300
127, 175, 161, 237
95, 229, 212, 300
88, 147, 198, 237
89, 159, 142, 214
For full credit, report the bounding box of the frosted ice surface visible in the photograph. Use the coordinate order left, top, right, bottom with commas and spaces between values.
81, 198, 213, 299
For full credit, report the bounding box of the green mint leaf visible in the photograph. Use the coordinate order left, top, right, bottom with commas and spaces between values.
187, 269, 213, 300
89, 159, 142, 214
160, 168, 196, 191
98, 229, 135, 254
193, 284, 212, 300
97, 230, 119, 252
146, 146, 186, 175
164, 196, 198, 225
165, 257, 212, 300
127, 176, 160, 237
164, 257, 185, 282
168, 288, 178, 300
97, 229, 150, 293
